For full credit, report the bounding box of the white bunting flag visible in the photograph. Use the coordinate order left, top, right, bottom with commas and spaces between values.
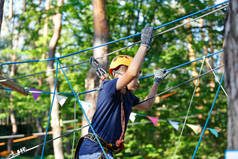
56, 95, 68, 106
187, 124, 202, 134
129, 112, 136, 122
168, 120, 179, 131
79, 100, 92, 113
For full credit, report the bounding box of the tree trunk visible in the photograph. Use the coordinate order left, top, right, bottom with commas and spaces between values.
36, 0, 49, 153
186, 20, 200, 94
8, 54, 17, 151
46, 0, 64, 158
224, 0, 238, 150
7, 7, 20, 148
34, 118, 43, 156
208, 22, 214, 67
9, 0, 13, 19
81, 0, 109, 136
0, 0, 4, 34
38, 0, 51, 87
199, 19, 216, 91
43, 0, 50, 58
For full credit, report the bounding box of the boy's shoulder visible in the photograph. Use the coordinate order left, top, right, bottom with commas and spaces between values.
101, 78, 118, 88
99, 79, 119, 96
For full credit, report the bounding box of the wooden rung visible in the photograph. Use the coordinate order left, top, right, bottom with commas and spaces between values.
0, 75, 28, 96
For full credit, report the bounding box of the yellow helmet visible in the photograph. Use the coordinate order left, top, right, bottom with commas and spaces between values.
109, 55, 133, 76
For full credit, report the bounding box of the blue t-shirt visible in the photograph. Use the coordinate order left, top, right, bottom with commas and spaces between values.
79, 79, 140, 155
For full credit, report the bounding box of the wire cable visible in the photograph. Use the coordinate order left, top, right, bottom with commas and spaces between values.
192, 73, 224, 159
40, 61, 59, 159
205, 59, 228, 97
0, 1, 228, 66
6, 66, 223, 158
172, 56, 206, 159
0, 4, 227, 84
70, 96, 77, 159
57, 59, 109, 159
7, 125, 89, 159
0, 50, 224, 96
137, 65, 223, 105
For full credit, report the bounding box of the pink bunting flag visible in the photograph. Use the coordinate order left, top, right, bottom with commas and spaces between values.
30, 88, 42, 101
147, 116, 158, 127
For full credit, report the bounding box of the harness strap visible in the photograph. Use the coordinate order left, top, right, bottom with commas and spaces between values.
74, 136, 85, 159
115, 93, 125, 150
81, 133, 122, 154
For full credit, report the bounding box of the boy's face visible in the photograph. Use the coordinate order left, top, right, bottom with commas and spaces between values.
114, 66, 140, 92
127, 73, 140, 92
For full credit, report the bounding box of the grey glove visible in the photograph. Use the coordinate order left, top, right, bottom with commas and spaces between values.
141, 26, 154, 48
154, 68, 169, 84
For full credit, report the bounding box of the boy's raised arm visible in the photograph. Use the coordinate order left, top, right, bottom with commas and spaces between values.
116, 27, 154, 91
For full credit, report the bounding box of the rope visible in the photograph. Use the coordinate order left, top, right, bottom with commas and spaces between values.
57, 59, 109, 159
0, 5, 227, 82
153, 4, 228, 37
0, 1, 228, 66
153, 1, 228, 30
0, 50, 224, 96
1, 112, 206, 141
7, 106, 223, 159
0, 63, 85, 82
140, 49, 223, 79
205, 59, 228, 97
172, 56, 206, 159
138, 65, 223, 105
192, 73, 224, 159
40, 60, 59, 159
70, 96, 77, 159
6, 64, 224, 158
8, 126, 89, 159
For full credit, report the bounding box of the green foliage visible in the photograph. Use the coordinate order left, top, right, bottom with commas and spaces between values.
0, 0, 227, 158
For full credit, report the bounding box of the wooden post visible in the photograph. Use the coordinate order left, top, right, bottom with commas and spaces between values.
0, 75, 28, 96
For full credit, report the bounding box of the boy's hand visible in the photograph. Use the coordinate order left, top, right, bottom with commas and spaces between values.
141, 26, 154, 49
154, 68, 169, 84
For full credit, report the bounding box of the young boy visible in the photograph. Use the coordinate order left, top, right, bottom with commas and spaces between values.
76, 27, 168, 159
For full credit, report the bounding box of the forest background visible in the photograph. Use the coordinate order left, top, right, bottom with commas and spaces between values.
0, 0, 228, 158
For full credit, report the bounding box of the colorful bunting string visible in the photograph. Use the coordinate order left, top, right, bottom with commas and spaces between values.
133, 112, 218, 137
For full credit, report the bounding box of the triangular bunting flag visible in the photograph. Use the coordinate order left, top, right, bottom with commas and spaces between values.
129, 112, 136, 122
168, 120, 179, 131
29, 88, 42, 101
56, 95, 68, 106
187, 124, 202, 134
147, 116, 158, 127
79, 100, 92, 113
207, 128, 218, 138
7, 88, 11, 94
